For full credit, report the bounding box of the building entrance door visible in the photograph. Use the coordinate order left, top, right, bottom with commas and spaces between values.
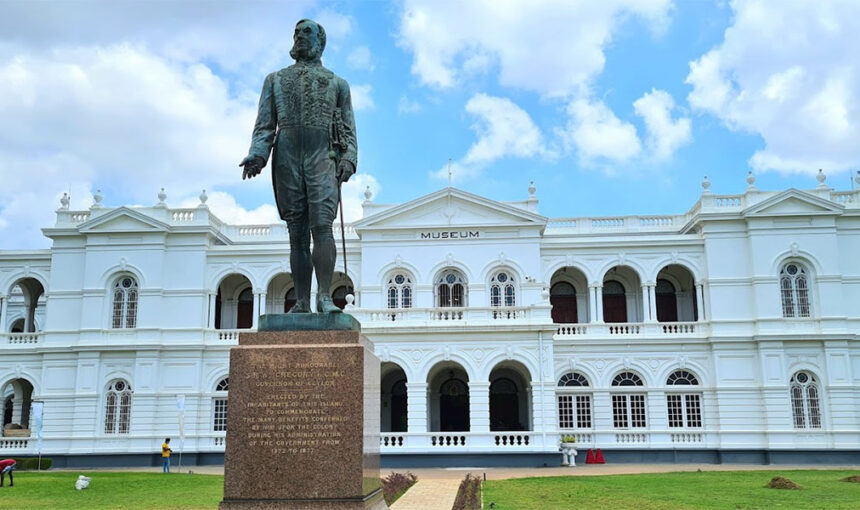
439, 378, 469, 431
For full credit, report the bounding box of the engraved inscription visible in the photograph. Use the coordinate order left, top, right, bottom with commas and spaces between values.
242, 358, 348, 456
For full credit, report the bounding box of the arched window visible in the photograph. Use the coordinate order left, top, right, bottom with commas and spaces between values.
436, 269, 466, 307
213, 377, 229, 432
111, 276, 139, 329
611, 371, 645, 429
655, 279, 678, 322
602, 280, 627, 323
666, 370, 702, 428
105, 380, 132, 434
236, 288, 254, 329
490, 271, 516, 307
790, 371, 821, 429
557, 372, 592, 430
386, 273, 413, 309
780, 263, 811, 318
550, 282, 578, 324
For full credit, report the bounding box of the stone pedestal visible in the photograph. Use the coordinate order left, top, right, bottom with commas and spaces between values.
220, 314, 387, 510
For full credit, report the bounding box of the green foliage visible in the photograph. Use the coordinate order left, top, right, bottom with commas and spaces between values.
560, 435, 577, 443
10, 457, 52, 470
381, 471, 417, 505
0, 471, 223, 509
482, 470, 860, 510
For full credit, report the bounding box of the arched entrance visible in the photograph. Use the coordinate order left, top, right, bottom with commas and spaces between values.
602, 265, 642, 322
215, 274, 253, 329
6, 279, 45, 332
330, 271, 355, 309
265, 273, 295, 313
489, 361, 532, 431
381, 363, 408, 433
1, 378, 34, 433
428, 362, 470, 432
656, 265, 698, 321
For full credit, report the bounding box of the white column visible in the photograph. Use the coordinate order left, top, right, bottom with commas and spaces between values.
645, 283, 657, 322
406, 382, 428, 433
207, 293, 217, 329
695, 283, 705, 321
0, 295, 7, 332
469, 381, 490, 433
251, 291, 262, 329
594, 284, 604, 323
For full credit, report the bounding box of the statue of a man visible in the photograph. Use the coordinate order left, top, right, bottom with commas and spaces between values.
239, 19, 357, 314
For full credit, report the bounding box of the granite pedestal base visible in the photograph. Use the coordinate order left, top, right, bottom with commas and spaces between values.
220, 314, 386, 510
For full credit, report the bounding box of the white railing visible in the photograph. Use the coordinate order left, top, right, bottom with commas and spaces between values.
381, 434, 405, 447
494, 434, 531, 446
615, 433, 647, 444
431, 434, 468, 447
830, 191, 854, 204
671, 432, 703, 443
0, 439, 29, 449
431, 309, 463, 321
71, 212, 91, 223
555, 322, 707, 339
171, 209, 196, 222
354, 306, 543, 325
5, 333, 42, 345
238, 226, 271, 236
592, 218, 624, 228
213, 436, 225, 447
379, 432, 553, 452
208, 329, 244, 342
712, 195, 743, 207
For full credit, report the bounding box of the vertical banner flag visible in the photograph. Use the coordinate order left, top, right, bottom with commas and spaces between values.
175, 394, 186, 446
31, 401, 44, 453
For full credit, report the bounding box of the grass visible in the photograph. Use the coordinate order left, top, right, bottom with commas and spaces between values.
482, 470, 860, 510
0, 471, 224, 509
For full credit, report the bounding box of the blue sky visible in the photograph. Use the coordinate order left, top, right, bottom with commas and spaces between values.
1, 0, 859, 248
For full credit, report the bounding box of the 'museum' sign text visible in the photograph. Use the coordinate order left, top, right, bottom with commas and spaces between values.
420, 231, 480, 240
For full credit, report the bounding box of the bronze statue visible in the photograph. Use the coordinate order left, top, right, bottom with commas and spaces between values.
240, 19, 357, 314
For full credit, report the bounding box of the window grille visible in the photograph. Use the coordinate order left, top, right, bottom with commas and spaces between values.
558, 372, 590, 387
611, 372, 646, 429
780, 263, 811, 318
111, 276, 139, 328
557, 394, 593, 429
437, 269, 466, 307
666, 370, 699, 385
213, 398, 228, 432
216, 377, 229, 392
386, 273, 413, 309
489, 271, 516, 307
105, 380, 132, 434
790, 371, 822, 429
611, 371, 644, 387
666, 370, 702, 428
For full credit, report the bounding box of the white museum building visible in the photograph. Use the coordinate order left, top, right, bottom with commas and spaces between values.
1, 172, 859, 467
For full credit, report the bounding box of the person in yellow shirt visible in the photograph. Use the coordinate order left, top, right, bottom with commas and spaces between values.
162, 438, 172, 473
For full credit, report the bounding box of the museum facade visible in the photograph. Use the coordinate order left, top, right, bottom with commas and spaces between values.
1, 174, 859, 466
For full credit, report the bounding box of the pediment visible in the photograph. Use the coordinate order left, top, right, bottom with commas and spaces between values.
742, 189, 843, 218
354, 188, 547, 231
78, 207, 170, 234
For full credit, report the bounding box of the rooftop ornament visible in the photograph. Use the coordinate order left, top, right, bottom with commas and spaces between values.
199, 189, 209, 207
816, 169, 827, 188
156, 188, 167, 207
701, 175, 711, 194
91, 189, 104, 209
746, 171, 756, 190
60, 192, 70, 210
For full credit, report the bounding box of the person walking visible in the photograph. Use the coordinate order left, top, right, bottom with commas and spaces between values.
161, 438, 172, 473
0, 459, 16, 487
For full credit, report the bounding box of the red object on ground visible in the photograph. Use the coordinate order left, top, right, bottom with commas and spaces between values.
594, 448, 606, 464
585, 449, 596, 464
0, 459, 15, 469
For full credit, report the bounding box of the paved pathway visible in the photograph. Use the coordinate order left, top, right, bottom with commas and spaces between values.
390, 478, 461, 510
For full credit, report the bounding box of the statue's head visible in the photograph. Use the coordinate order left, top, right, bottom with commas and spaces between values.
290, 19, 326, 62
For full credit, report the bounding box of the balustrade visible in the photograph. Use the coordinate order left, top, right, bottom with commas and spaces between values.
6, 333, 41, 345
615, 433, 647, 444
381, 434, 404, 447
171, 210, 195, 222
670, 432, 703, 443
0, 439, 29, 449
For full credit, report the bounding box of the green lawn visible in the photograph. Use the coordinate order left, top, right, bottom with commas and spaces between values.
0, 471, 224, 509
482, 470, 860, 510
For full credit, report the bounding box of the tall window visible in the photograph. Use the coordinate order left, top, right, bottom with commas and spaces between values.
666, 370, 702, 428
780, 263, 811, 318
790, 371, 821, 429
105, 380, 132, 434
550, 282, 578, 323
213, 377, 229, 432
436, 269, 466, 307
386, 273, 413, 309
112, 276, 139, 329
611, 372, 646, 429
557, 372, 592, 429
490, 271, 516, 307
602, 280, 627, 323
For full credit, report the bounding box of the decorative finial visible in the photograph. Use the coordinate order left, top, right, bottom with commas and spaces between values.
363, 185, 372, 202
701, 175, 711, 194
528, 181, 536, 198
157, 187, 167, 206
199, 189, 208, 206
60, 192, 70, 210
816, 168, 826, 187
541, 287, 550, 303
91, 189, 104, 209
746, 170, 755, 189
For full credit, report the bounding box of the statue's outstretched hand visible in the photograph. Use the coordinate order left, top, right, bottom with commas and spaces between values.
240, 156, 264, 180
337, 160, 355, 184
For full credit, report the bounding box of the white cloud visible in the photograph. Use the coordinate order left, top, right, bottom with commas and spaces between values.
565, 99, 641, 163
686, 0, 860, 175
433, 93, 551, 181
398, 95, 421, 114
179, 191, 279, 225
398, 0, 671, 96
0, 44, 259, 248
340, 173, 381, 222
346, 46, 374, 71
350, 84, 375, 111
633, 89, 691, 160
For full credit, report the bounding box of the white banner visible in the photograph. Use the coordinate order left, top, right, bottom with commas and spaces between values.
31, 401, 44, 453
175, 394, 186, 448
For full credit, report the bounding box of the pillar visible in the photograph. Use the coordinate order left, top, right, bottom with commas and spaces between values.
469, 381, 490, 433
594, 284, 604, 323
207, 293, 217, 329
644, 283, 657, 322
252, 291, 266, 329
696, 283, 706, 321
0, 295, 7, 332
405, 382, 428, 433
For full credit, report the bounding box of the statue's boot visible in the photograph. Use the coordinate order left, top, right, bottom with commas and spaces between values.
316, 294, 342, 314
287, 298, 311, 314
